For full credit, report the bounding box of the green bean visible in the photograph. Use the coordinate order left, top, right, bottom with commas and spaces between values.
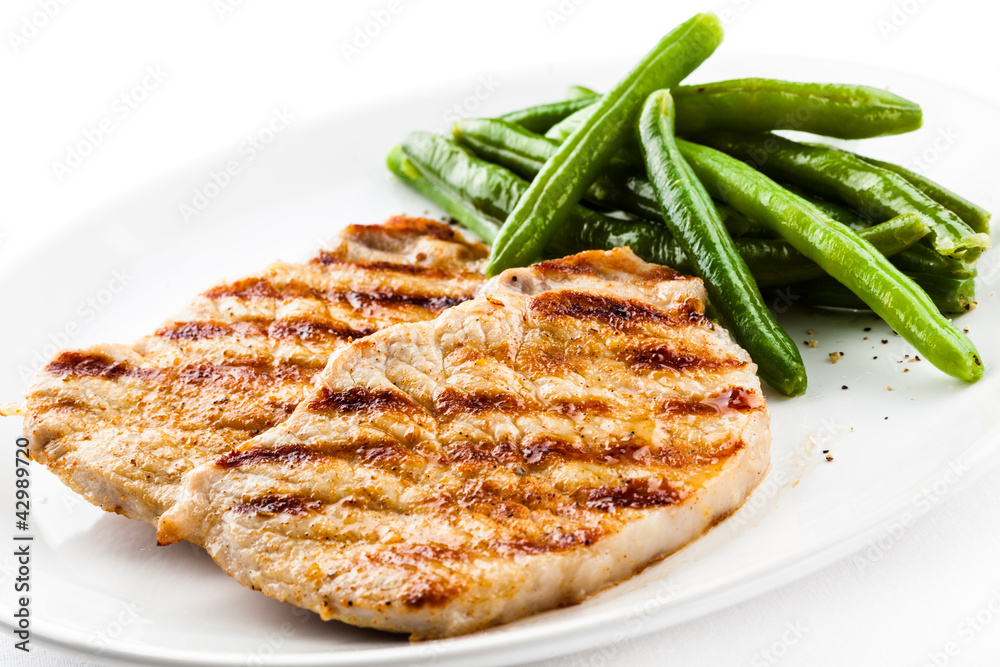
544, 104, 593, 141
566, 85, 598, 100
391, 133, 695, 266
780, 184, 868, 226
780, 274, 977, 314
487, 13, 724, 276
672, 79, 922, 138
892, 242, 977, 279
397, 131, 925, 279
691, 131, 990, 260
828, 147, 991, 234
677, 138, 983, 382
547, 78, 923, 141
498, 95, 600, 135
639, 90, 806, 395
454, 117, 660, 219
749, 213, 926, 287
454, 117, 762, 234
782, 182, 977, 278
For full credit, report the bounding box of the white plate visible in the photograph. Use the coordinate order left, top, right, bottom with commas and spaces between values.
1, 55, 999, 667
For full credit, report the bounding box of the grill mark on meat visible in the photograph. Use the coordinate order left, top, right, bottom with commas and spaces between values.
533, 252, 683, 282
434, 387, 528, 417
343, 216, 486, 252
267, 318, 373, 342
443, 432, 738, 473
530, 291, 707, 332
551, 398, 614, 417
624, 341, 747, 372
446, 440, 519, 466
230, 494, 322, 517
157, 321, 232, 340
202, 277, 292, 300
178, 361, 313, 386
360, 544, 469, 609
345, 290, 469, 313
45, 351, 157, 381
356, 442, 412, 465
579, 478, 685, 512
311, 254, 459, 280
520, 435, 586, 466
157, 317, 375, 343
497, 528, 600, 556
403, 580, 461, 609
307, 386, 422, 415
660, 387, 764, 416
203, 277, 472, 312
217, 444, 319, 469
654, 439, 746, 468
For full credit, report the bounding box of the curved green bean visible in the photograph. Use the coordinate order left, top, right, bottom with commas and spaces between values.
498, 95, 600, 135
547, 78, 923, 141
781, 274, 977, 314
833, 148, 991, 234
486, 13, 725, 277
639, 90, 806, 395
678, 138, 983, 382
692, 131, 989, 260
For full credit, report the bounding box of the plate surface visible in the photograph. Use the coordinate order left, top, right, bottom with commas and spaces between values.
1, 55, 999, 666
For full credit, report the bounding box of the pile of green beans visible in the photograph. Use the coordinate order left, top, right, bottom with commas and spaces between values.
387, 12, 990, 392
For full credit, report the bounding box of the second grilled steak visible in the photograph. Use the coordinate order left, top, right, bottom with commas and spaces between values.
24, 217, 487, 526
158, 247, 770, 638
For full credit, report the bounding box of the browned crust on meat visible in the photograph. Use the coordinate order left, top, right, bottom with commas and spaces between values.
230, 494, 323, 517
532, 249, 683, 282
529, 291, 707, 332
156, 317, 374, 343
307, 386, 423, 414
45, 351, 158, 381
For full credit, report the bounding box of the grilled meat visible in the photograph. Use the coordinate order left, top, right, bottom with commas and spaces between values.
158, 247, 770, 638
24, 217, 487, 526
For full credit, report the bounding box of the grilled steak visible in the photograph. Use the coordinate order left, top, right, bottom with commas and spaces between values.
24, 217, 487, 526
158, 247, 770, 639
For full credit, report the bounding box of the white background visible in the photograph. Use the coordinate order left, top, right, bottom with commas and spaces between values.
3, 0, 1000, 665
